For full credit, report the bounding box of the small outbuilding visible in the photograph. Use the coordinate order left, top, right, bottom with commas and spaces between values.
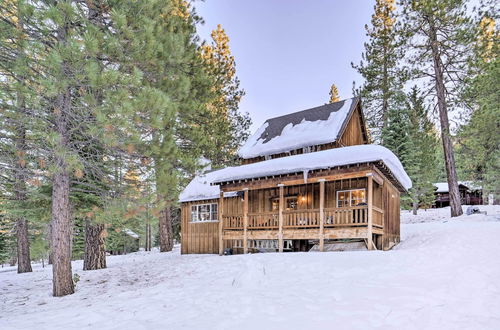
433, 182, 483, 208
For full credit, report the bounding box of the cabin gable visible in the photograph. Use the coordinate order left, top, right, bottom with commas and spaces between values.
337, 102, 369, 147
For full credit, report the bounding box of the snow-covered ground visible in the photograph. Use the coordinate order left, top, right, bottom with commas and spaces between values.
1, 205, 500, 330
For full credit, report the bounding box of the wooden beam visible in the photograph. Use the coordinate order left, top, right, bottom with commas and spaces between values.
243, 188, 249, 254
367, 175, 373, 250
278, 184, 284, 252
218, 191, 224, 255
220, 168, 373, 192
222, 227, 382, 240
370, 170, 384, 186
319, 179, 325, 252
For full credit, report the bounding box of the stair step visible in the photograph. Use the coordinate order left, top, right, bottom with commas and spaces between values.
309, 241, 367, 252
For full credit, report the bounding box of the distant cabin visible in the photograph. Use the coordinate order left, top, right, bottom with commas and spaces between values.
179, 97, 411, 254
433, 182, 483, 208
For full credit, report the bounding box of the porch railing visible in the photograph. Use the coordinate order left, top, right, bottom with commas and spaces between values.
223, 206, 380, 230
283, 209, 320, 228
222, 214, 243, 230
248, 211, 279, 229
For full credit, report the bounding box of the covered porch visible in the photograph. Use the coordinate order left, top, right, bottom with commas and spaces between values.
216, 163, 400, 254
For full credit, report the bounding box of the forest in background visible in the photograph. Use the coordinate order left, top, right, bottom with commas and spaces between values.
0, 0, 498, 297
350, 0, 498, 215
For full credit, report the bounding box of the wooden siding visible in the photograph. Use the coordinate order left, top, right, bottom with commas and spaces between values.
337, 106, 366, 147
380, 178, 401, 250
180, 198, 220, 254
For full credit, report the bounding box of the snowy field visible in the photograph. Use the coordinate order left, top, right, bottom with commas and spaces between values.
1, 205, 500, 330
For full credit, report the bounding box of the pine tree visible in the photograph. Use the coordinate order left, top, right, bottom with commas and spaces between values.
0, 0, 34, 273
112, 0, 214, 252
382, 94, 411, 164
405, 87, 439, 214
400, 0, 474, 217
353, 0, 404, 143
328, 84, 340, 103
457, 6, 499, 203
200, 24, 251, 167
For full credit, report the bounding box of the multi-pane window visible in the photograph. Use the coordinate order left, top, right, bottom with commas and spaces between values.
336, 189, 366, 207
190, 203, 218, 222
271, 196, 298, 211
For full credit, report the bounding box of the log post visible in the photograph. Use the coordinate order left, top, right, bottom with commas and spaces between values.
367, 174, 373, 250
243, 188, 249, 254
278, 184, 284, 252
218, 191, 224, 255
319, 179, 325, 252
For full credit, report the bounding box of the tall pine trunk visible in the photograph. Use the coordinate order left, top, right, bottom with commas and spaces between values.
14, 124, 32, 273
14, 2, 31, 274
83, 221, 106, 270
429, 20, 463, 217
16, 218, 31, 273
158, 206, 173, 252
51, 161, 74, 296
47, 222, 53, 265
51, 23, 75, 294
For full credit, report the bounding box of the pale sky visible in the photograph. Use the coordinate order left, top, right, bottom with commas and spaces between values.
195, 0, 375, 131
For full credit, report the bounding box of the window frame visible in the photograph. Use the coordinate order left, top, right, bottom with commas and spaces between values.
336, 189, 366, 208
190, 203, 219, 223
271, 196, 298, 211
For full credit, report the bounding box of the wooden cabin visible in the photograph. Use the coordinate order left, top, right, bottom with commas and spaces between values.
433, 182, 483, 208
179, 98, 412, 254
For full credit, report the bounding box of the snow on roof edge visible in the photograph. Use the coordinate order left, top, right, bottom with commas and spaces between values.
180, 145, 412, 203
179, 169, 238, 203
216, 145, 411, 190
433, 181, 482, 193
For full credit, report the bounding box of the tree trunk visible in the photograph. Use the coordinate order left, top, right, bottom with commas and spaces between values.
14, 131, 32, 273
51, 167, 74, 296
412, 201, 418, 216
47, 222, 53, 265
51, 68, 74, 296
16, 218, 32, 273
9, 255, 17, 267
428, 21, 463, 217
145, 220, 150, 251
158, 206, 173, 252
148, 222, 152, 251
83, 221, 106, 270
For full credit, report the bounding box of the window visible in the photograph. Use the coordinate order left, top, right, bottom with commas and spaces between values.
190, 203, 218, 222
271, 196, 298, 211
336, 189, 366, 207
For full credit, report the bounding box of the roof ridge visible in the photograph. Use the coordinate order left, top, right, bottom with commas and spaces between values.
262, 96, 357, 123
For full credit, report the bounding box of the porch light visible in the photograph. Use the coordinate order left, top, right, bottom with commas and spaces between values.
301, 196, 306, 202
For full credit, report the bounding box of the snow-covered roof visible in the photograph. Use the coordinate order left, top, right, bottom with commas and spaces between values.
238, 97, 359, 159
123, 229, 139, 239
434, 181, 482, 193
180, 145, 412, 202
179, 170, 238, 203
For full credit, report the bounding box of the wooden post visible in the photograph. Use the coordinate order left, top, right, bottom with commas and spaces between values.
218, 191, 224, 255
243, 188, 249, 254
278, 184, 284, 253
319, 179, 325, 252
367, 175, 373, 250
